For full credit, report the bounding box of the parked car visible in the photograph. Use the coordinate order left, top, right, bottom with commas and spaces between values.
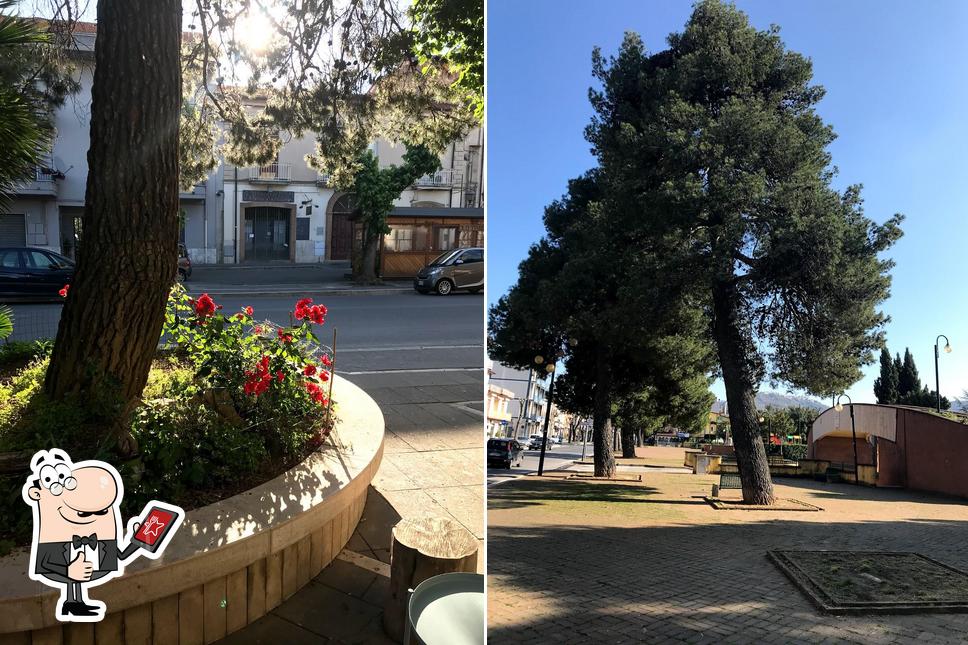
414, 247, 483, 295
177, 244, 192, 281
528, 434, 551, 451
487, 438, 524, 469
0, 247, 74, 301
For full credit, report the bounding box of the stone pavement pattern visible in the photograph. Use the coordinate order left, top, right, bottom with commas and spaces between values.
488, 452, 968, 644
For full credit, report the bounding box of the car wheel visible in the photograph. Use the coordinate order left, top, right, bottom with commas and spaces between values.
435, 279, 453, 295
177, 269, 188, 282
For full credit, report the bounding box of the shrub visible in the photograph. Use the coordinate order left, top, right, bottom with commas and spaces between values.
0, 287, 337, 551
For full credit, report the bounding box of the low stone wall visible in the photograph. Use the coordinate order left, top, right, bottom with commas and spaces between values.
0, 375, 385, 644
716, 458, 876, 485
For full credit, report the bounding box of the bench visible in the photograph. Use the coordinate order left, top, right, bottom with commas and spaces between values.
712, 472, 743, 497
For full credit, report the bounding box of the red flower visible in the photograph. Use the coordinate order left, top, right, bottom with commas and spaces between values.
236, 313, 245, 321
195, 293, 216, 317
294, 297, 313, 320
304, 381, 328, 405
319, 370, 330, 382
303, 364, 317, 376
321, 354, 332, 367
244, 355, 274, 397
277, 328, 293, 343
244, 306, 253, 316
254, 325, 264, 335
275, 371, 285, 382
58, 284, 69, 297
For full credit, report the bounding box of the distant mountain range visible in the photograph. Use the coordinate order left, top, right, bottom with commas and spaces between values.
712, 391, 827, 413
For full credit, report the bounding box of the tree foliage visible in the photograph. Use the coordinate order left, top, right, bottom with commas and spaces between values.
872, 346, 949, 409
873, 347, 899, 404
0, 0, 56, 206
344, 144, 440, 282
409, 0, 483, 120
585, 1, 902, 503
489, 170, 716, 476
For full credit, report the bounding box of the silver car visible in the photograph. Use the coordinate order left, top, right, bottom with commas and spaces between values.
414, 247, 484, 295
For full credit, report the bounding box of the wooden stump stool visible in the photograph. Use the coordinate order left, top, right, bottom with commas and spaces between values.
383, 516, 479, 643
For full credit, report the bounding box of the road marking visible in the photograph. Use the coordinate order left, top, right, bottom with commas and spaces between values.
342, 367, 483, 375
338, 344, 483, 353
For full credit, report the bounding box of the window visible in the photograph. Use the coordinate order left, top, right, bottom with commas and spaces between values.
435, 225, 458, 251
459, 226, 484, 248
0, 249, 21, 269
384, 225, 414, 252
27, 250, 58, 269
461, 249, 483, 263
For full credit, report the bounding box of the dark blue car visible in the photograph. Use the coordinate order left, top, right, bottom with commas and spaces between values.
0, 247, 74, 301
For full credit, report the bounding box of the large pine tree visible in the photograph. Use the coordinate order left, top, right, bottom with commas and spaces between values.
586, 1, 902, 504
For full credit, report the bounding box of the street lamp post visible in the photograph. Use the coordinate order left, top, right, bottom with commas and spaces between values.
835, 394, 859, 485
537, 363, 556, 476
536, 338, 576, 476
935, 334, 952, 413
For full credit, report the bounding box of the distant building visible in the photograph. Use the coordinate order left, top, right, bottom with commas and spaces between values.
4, 20, 484, 269
486, 383, 514, 437
487, 360, 550, 440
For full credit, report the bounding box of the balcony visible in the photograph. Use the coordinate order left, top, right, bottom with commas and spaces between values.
413, 169, 460, 189
244, 163, 292, 183
14, 164, 59, 197
316, 172, 330, 186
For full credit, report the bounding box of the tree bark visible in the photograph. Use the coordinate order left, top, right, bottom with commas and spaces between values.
359, 231, 380, 283
711, 280, 776, 505
620, 425, 636, 458
592, 350, 616, 477
43, 0, 182, 454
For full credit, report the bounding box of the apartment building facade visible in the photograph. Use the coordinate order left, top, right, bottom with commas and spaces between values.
2, 22, 484, 268
487, 360, 550, 441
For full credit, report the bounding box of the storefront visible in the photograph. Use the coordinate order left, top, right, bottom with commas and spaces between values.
376, 207, 484, 278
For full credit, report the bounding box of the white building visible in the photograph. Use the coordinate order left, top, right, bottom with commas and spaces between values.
2, 21, 484, 267
487, 360, 551, 441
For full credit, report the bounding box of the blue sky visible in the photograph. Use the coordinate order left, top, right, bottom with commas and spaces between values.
486, 0, 968, 405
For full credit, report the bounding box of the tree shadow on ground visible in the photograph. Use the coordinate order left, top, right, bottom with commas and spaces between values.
487, 481, 968, 644
487, 479, 671, 511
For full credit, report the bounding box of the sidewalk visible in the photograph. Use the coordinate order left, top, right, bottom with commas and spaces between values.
489, 459, 968, 643
220, 367, 484, 643
184, 262, 413, 297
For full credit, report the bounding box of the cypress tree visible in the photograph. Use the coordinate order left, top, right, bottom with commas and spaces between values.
873, 347, 900, 403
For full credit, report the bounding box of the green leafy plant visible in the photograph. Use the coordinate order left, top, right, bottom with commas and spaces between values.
0, 305, 12, 341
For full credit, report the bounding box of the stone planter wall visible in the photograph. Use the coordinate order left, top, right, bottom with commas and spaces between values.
0, 375, 384, 645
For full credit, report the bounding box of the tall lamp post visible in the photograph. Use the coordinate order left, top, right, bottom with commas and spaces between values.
935, 334, 952, 413
537, 338, 577, 476
835, 394, 859, 485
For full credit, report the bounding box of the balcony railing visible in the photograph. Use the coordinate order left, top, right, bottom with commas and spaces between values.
35, 166, 57, 182
246, 163, 292, 182
413, 169, 459, 188
316, 172, 330, 186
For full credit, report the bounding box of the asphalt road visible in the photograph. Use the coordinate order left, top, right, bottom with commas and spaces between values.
487, 443, 586, 486
4, 292, 484, 370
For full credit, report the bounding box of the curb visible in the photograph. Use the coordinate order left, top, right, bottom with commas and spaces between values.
184, 286, 413, 297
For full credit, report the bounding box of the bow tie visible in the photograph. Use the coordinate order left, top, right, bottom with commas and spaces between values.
72, 534, 97, 549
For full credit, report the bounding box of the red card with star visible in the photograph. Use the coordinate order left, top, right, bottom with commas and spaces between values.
131, 506, 180, 553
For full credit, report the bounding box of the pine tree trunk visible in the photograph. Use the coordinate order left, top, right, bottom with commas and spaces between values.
711, 281, 775, 505
620, 426, 636, 458
43, 0, 181, 455
592, 350, 616, 477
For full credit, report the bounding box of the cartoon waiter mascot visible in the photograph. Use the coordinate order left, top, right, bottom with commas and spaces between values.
22, 448, 183, 622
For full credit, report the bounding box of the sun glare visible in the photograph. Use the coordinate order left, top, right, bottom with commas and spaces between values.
234, 10, 272, 54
